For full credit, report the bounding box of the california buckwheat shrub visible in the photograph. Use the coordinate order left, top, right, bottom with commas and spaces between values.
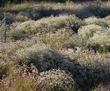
15, 43, 76, 73
34, 15, 82, 33
88, 30, 110, 52
15, 43, 51, 70
11, 15, 82, 39
15, 20, 37, 34
40, 69, 75, 91
78, 24, 105, 39
84, 17, 110, 27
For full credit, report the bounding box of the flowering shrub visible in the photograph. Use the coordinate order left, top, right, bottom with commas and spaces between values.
10, 15, 82, 40
88, 30, 110, 52
15, 43, 75, 73
84, 17, 110, 27
40, 69, 74, 91
78, 24, 105, 39
16, 44, 59, 71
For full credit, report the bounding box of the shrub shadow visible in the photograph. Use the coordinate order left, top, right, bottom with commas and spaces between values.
16, 6, 110, 19
57, 52, 110, 91
22, 49, 110, 91
1, 5, 110, 21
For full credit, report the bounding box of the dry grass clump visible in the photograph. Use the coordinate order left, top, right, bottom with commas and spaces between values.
0, 66, 45, 91
38, 29, 82, 49
40, 69, 74, 91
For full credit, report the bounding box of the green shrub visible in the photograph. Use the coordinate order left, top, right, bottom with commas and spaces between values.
0, 64, 8, 79
0, 61, 16, 79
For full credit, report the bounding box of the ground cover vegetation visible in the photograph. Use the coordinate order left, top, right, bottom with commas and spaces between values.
0, 0, 110, 91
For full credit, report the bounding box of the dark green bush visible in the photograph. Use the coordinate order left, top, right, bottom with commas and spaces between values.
88, 44, 110, 53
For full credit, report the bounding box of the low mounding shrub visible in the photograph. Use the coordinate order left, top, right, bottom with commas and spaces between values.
10, 29, 30, 40
10, 15, 82, 40
78, 24, 105, 39
15, 43, 75, 73
9, 20, 36, 40
13, 20, 37, 34
84, 17, 110, 27
40, 69, 75, 91
15, 13, 29, 22
88, 30, 110, 52
15, 44, 56, 72
38, 29, 83, 49
0, 39, 37, 55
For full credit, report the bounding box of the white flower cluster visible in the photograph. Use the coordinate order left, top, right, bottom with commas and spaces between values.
89, 30, 110, 46
84, 17, 110, 27
40, 69, 74, 91
78, 24, 105, 39
14, 15, 80, 34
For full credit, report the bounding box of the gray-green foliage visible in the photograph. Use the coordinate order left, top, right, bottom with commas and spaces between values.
40, 69, 75, 91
